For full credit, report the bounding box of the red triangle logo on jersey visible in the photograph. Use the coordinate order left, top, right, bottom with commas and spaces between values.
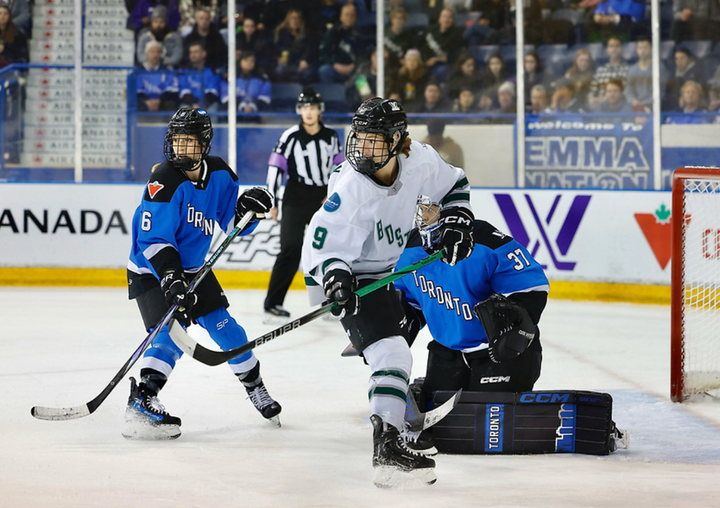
634, 204, 672, 270
147, 181, 164, 199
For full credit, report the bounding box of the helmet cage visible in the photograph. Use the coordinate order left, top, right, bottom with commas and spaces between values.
415, 196, 442, 253
163, 108, 213, 172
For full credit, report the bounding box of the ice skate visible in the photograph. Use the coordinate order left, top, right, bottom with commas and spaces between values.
122, 377, 181, 440
246, 381, 282, 427
405, 430, 438, 456
609, 422, 630, 452
263, 305, 290, 325
371, 414, 437, 488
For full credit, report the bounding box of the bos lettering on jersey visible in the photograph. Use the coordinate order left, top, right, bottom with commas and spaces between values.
410, 270, 474, 321
186, 204, 214, 236
375, 220, 410, 248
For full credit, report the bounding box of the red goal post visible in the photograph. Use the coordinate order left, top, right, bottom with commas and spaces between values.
671, 167, 720, 402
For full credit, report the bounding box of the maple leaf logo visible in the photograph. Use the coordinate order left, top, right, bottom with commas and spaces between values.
634, 204, 672, 270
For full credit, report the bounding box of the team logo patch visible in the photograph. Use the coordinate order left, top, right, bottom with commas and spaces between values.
324, 193, 341, 212
147, 181, 164, 199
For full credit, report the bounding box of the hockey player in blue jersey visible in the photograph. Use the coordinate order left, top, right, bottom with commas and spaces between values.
124, 107, 281, 439
395, 197, 549, 399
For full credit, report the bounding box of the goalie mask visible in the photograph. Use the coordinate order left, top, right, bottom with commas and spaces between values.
415, 196, 442, 253
345, 97, 408, 176
163, 107, 214, 172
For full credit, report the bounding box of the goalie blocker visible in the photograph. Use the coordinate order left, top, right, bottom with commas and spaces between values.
430, 390, 625, 455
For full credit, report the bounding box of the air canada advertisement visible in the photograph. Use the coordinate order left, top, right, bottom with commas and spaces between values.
0, 184, 673, 284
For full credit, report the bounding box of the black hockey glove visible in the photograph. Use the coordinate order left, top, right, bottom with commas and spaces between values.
323, 269, 360, 319
160, 270, 197, 326
236, 187, 273, 226
474, 293, 536, 363
438, 207, 474, 266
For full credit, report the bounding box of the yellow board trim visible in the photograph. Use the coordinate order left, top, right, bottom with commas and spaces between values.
0, 268, 670, 304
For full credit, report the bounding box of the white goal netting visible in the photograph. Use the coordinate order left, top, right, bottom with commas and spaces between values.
678, 177, 720, 399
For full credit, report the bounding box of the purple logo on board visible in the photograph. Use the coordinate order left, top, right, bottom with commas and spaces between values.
494, 194, 591, 271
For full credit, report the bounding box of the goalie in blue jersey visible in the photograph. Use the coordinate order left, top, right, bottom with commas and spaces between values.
124, 107, 281, 439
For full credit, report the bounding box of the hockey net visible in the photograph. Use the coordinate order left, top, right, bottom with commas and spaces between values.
671, 167, 720, 402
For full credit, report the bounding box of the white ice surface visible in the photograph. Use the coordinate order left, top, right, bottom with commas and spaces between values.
3, 288, 720, 507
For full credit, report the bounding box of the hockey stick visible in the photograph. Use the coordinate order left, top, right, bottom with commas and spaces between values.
30, 211, 258, 421
168, 251, 445, 366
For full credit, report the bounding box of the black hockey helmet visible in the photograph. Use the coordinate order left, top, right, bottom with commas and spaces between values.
296, 87, 324, 113
163, 107, 213, 171
345, 97, 408, 176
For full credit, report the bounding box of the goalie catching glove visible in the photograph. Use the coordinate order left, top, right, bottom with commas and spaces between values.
161, 270, 197, 326
236, 187, 273, 227
439, 207, 474, 266
474, 293, 536, 363
323, 269, 360, 319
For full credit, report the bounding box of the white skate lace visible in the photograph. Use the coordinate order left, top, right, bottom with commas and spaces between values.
146, 396, 170, 415
247, 385, 275, 410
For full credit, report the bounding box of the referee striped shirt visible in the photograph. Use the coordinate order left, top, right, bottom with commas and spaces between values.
266, 122, 344, 204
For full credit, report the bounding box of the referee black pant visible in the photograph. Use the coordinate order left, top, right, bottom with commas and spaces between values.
264, 182, 326, 310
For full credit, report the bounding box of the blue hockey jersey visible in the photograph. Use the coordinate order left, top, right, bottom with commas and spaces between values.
394, 221, 549, 352
128, 156, 257, 282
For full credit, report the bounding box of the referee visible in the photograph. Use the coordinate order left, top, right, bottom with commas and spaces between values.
263, 87, 344, 323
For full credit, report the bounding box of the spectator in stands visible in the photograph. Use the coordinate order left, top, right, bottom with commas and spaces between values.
593, 78, 633, 115
670, 0, 720, 44
237, 16, 273, 73
447, 51, 482, 100
273, 8, 317, 84
563, 47, 595, 111
347, 47, 395, 109
410, 80, 452, 113
137, 40, 180, 111
422, 119, 465, 168
313, 0, 342, 33
318, 3, 366, 85
666, 80, 711, 123
137, 6, 184, 68
385, 7, 416, 67
178, 0, 220, 36
626, 37, 668, 112
478, 52, 508, 110
522, 51, 547, 109
0, 5, 27, 68
484, 80, 516, 123
261, 0, 309, 33
221, 50, 272, 112
419, 7, 465, 81
421, 0, 445, 24
388, 48, 429, 109
529, 84, 549, 114
585, 0, 648, 42
453, 87, 481, 113
5, 0, 29, 37
178, 42, 220, 111
588, 36, 629, 109
544, 78, 585, 113
132, 0, 182, 32
464, 0, 510, 46
184, 8, 228, 70
664, 46, 705, 111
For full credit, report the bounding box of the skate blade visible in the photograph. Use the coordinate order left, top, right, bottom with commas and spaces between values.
266, 415, 281, 427
122, 420, 181, 440
612, 429, 630, 450
262, 314, 290, 326
373, 466, 437, 489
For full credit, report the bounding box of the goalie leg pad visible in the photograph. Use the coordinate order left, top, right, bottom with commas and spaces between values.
431, 390, 619, 456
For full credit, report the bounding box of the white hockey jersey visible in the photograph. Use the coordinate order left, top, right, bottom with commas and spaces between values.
302, 140, 472, 305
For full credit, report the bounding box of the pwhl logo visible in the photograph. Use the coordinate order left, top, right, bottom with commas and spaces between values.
494, 194, 591, 271
634, 204, 671, 270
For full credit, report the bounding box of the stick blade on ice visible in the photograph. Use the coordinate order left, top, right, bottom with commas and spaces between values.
31, 404, 91, 421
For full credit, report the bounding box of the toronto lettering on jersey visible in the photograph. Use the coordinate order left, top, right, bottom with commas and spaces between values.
410, 271, 474, 320
0, 209, 127, 234
186, 204, 214, 236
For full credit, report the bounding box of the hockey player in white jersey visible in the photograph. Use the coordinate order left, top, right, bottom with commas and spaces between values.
302, 97, 475, 487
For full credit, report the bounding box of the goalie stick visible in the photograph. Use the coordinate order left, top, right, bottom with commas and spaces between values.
167, 251, 444, 366
30, 212, 258, 422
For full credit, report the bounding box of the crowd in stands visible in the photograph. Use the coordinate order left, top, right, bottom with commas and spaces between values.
4, 0, 720, 123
